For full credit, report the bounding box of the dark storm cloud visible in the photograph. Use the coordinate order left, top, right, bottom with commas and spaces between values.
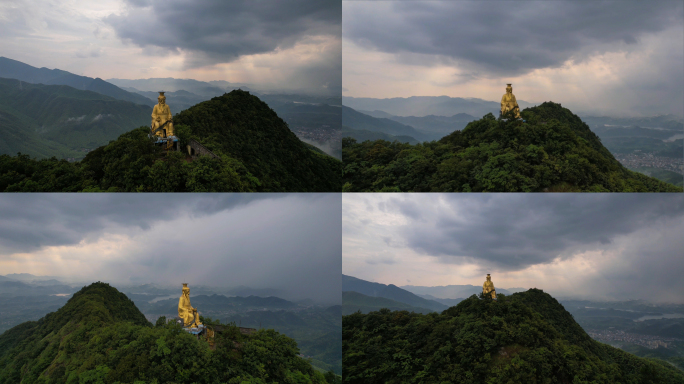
344, 1, 683, 77
94, 194, 342, 303
105, 0, 341, 67
0, 194, 341, 303
388, 194, 684, 271
0, 194, 280, 252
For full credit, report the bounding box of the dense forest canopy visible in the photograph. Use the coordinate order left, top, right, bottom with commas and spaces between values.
342, 102, 682, 192
0, 282, 337, 384
0, 90, 342, 192
342, 289, 684, 384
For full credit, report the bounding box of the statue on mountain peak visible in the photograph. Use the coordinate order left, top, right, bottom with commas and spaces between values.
178, 283, 202, 328
482, 274, 497, 300
151, 91, 174, 138
500, 84, 521, 119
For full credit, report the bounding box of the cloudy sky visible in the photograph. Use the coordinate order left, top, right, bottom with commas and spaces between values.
0, 194, 341, 303
343, 193, 684, 302
0, 0, 341, 93
343, 1, 684, 117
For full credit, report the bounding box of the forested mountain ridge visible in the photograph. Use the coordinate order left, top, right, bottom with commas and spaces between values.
172, 90, 342, 191
342, 289, 684, 384
0, 282, 334, 383
0, 77, 151, 159
342, 102, 682, 192
0, 90, 342, 192
0, 57, 154, 107
342, 275, 447, 312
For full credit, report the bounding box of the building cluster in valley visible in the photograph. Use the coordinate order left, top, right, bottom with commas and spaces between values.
614, 152, 684, 174
588, 329, 681, 349
293, 125, 341, 145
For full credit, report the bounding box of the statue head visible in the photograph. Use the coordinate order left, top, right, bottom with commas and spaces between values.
506, 84, 512, 94
486, 274, 491, 281
158, 91, 166, 105
182, 283, 190, 295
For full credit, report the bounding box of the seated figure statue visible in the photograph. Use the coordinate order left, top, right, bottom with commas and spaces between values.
178, 283, 202, 328
482, 274, 497, 299
151, 92, 174, 138
500, 84, 521, 119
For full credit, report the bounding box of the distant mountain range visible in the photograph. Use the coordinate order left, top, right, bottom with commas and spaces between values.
342, 125, 419, 145
343, 95, 535, 118
342, 291, 435, 315
106, 77, 253, 113
343, 106, 479, 142
2, 273, 61, 282
342, 105, 432, 141
342, 275, 448, 313
106, 77, 249, 96
0, 57, 153, 107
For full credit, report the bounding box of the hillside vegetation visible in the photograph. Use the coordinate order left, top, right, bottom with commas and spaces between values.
342, 289, 684, 384
0, 90, 342, 192
0, 282, 334, 384
0, 77, 151, 159
342, 102, 682, 192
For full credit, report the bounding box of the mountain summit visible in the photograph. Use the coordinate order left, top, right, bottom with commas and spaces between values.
0, 282, 331, 383
0, 89, 342, 192
343, 289, 684, 383
342, 102, 682, 192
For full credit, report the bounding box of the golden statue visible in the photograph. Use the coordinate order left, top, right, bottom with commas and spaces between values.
178, 283, 202, 328
151, 92, 174, 137
500, 84, 521, 119
482, 274, 497, 299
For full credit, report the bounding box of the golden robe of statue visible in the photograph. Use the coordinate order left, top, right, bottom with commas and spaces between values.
178, 283, 202, 328
151, 92, 174, 137
482, 274, 497, 299
501, 84, 521, 119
